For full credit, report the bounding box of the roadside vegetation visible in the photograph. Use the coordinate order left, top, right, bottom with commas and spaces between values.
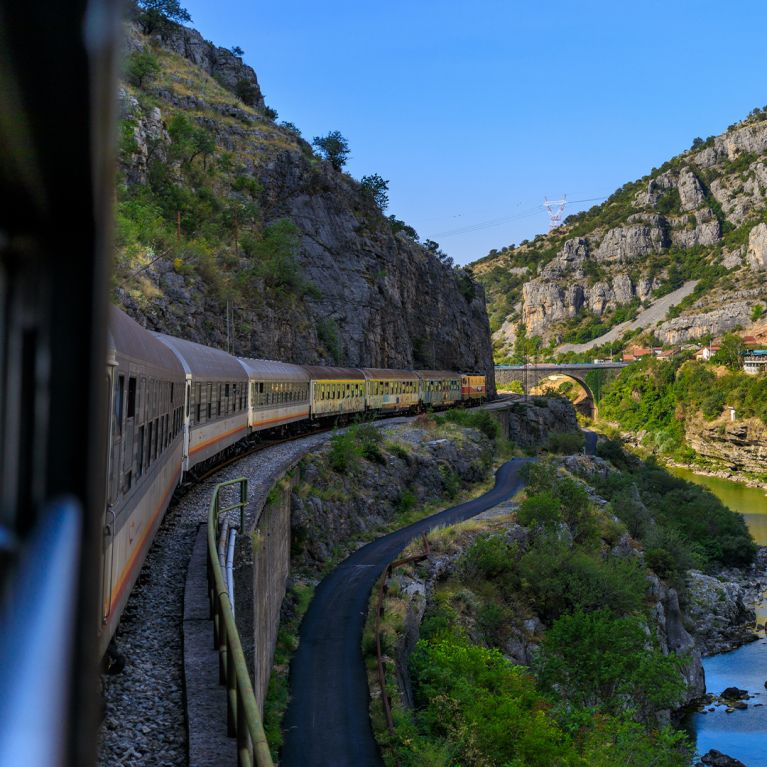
364, 456, 718, 767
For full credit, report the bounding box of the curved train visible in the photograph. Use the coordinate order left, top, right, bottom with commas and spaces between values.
101, 306, 487, 655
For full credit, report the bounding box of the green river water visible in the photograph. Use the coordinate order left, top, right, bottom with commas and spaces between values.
672, 468, 767, 766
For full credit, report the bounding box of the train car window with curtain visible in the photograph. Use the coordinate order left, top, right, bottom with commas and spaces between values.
115, 374, 124, 436
206, 383, 212, 419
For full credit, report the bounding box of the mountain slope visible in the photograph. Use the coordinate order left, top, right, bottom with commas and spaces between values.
472, 111, 767, 361
114, 21, 495, 387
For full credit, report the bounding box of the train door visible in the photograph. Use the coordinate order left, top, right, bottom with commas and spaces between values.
101, 364, 120, 626
182, 378, 191, 468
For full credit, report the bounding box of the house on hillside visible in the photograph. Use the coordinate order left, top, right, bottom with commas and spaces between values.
656, 349, 681, 361
743, 335, 757, 346
694, 345, 720, 361
624, 348, 659, 361
743, 349, 767, 375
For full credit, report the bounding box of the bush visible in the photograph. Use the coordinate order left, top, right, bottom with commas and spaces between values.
645, 547, 677, 577
461, 534, 513, 580
395, 490, 416, 514
537, 608, 687, 722
595, 438, 637, 471
544, 431, 585, 455
311, 130, 350, 171
386, 442, 409, 461
327, 428, 359, 473
235, 78, 261, 106
516, 492, 561, 527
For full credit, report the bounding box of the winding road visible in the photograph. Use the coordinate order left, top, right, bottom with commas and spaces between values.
280, 459, 531, 767
280, 432, 597, 767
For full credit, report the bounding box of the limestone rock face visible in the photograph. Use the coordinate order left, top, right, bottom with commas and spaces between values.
657, 303, 752, 344
693, 121, 767, 168
522, 282, 584, 335
678, 166, 707, 211
747, 223, 767, 270
594, 225, 664, 263
684, 416, 767, 473
671, 220, 722, 249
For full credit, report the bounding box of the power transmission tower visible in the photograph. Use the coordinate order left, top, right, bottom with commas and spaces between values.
544, 194, 567, 232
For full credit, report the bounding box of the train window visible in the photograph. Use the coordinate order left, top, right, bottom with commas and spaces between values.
217, 383, 222, 416
137, 426, 144, 477
205, 383, 211, 420
225, 383, 230, 413
127, 377, 137, 419
170, 382, 174, 405
138, 378, 146, 423
153, 418, 159, 461
115, 375, 124, 436
195, 383, 201, 423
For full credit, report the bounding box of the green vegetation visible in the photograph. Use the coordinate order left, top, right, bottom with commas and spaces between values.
359, 173, 390, 211
592, 444, 755, 572
132, 0, 192, 35
312, 130, 350, 171
373, 460, 696, 767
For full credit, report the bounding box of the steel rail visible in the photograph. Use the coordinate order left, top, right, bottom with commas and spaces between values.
207, 477, 273, 767
375, 531, 431, 735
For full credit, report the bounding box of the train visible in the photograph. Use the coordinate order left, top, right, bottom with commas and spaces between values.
101, 305, 488, 656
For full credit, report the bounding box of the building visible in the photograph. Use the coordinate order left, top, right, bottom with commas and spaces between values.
694, 345, 720, 361
656, 349, 681, 361
743, 349, 767, 375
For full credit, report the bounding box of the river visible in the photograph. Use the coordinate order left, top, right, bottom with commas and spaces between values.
673, 468, 767, 766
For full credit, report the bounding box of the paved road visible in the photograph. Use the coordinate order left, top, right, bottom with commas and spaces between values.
280, 458, 533, 767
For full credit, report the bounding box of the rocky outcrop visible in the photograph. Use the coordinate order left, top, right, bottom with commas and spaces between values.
684, 416, 767, 473
503, 399, 580, 449
594, 225, 665, 263
671, 220, 722, 249
693, 121, 767, 169
747, 223, 767, 270
129, 23, 266, 108
657, 302, 752, 345
684, 548, 767, 656
290, 425, 493, 569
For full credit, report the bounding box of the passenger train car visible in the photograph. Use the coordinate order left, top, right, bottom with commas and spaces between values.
98, 307, 487, 656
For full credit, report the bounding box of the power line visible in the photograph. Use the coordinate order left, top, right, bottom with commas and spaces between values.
427, 196, 608, 239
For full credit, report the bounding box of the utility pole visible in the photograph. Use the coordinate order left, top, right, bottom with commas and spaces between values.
544, 195, 567, 232
226, 300, 230, 355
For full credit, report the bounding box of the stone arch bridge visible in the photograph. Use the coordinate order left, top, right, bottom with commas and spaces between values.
495, 363, 629, 419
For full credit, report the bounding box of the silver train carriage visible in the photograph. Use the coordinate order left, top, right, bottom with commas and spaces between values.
102, 307, 186, 656
154, 333, 251, 475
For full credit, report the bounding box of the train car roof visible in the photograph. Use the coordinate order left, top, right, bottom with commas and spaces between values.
359, 368, 418, 381
237, 358, 310, 382
300, 365, 366, 381
152, 333, 249, 380
108, 306, 185, 376
414, 370, 462, 380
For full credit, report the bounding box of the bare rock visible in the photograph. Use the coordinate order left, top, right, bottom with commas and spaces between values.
594, 225, 665, 263
746, 223, 767, 271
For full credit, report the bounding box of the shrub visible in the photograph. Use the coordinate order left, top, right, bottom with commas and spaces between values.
537, 608, 687, 722
516, 492, 561, 527
544, 431, 585, 455
126, 51, 160, 88
359, 173, 389, 211
386, 442, 409, 461
645, 547, 676, 577
461, 534, 513, 580
395, 490, 416, 514
235, 78, 261, 106
327, 428, 359, 473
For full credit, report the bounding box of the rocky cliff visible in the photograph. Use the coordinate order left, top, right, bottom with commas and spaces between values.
684, 414, 767, 474
474, 112, 767, 358
115, 22, 494, 385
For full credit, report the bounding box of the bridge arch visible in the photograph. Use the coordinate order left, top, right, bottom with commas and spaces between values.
494, 363, 627, 420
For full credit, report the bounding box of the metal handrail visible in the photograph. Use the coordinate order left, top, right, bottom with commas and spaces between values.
207, 477, 274, 767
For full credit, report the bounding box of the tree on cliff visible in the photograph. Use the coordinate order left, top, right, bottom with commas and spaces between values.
134, 0, 192, 36
359, 173, 389, 210
312, 131, 350, 171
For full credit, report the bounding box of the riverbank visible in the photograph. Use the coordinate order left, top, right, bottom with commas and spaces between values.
666, 460, 767, 494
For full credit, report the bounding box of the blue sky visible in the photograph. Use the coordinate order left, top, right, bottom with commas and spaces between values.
180, 0, 766, 265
